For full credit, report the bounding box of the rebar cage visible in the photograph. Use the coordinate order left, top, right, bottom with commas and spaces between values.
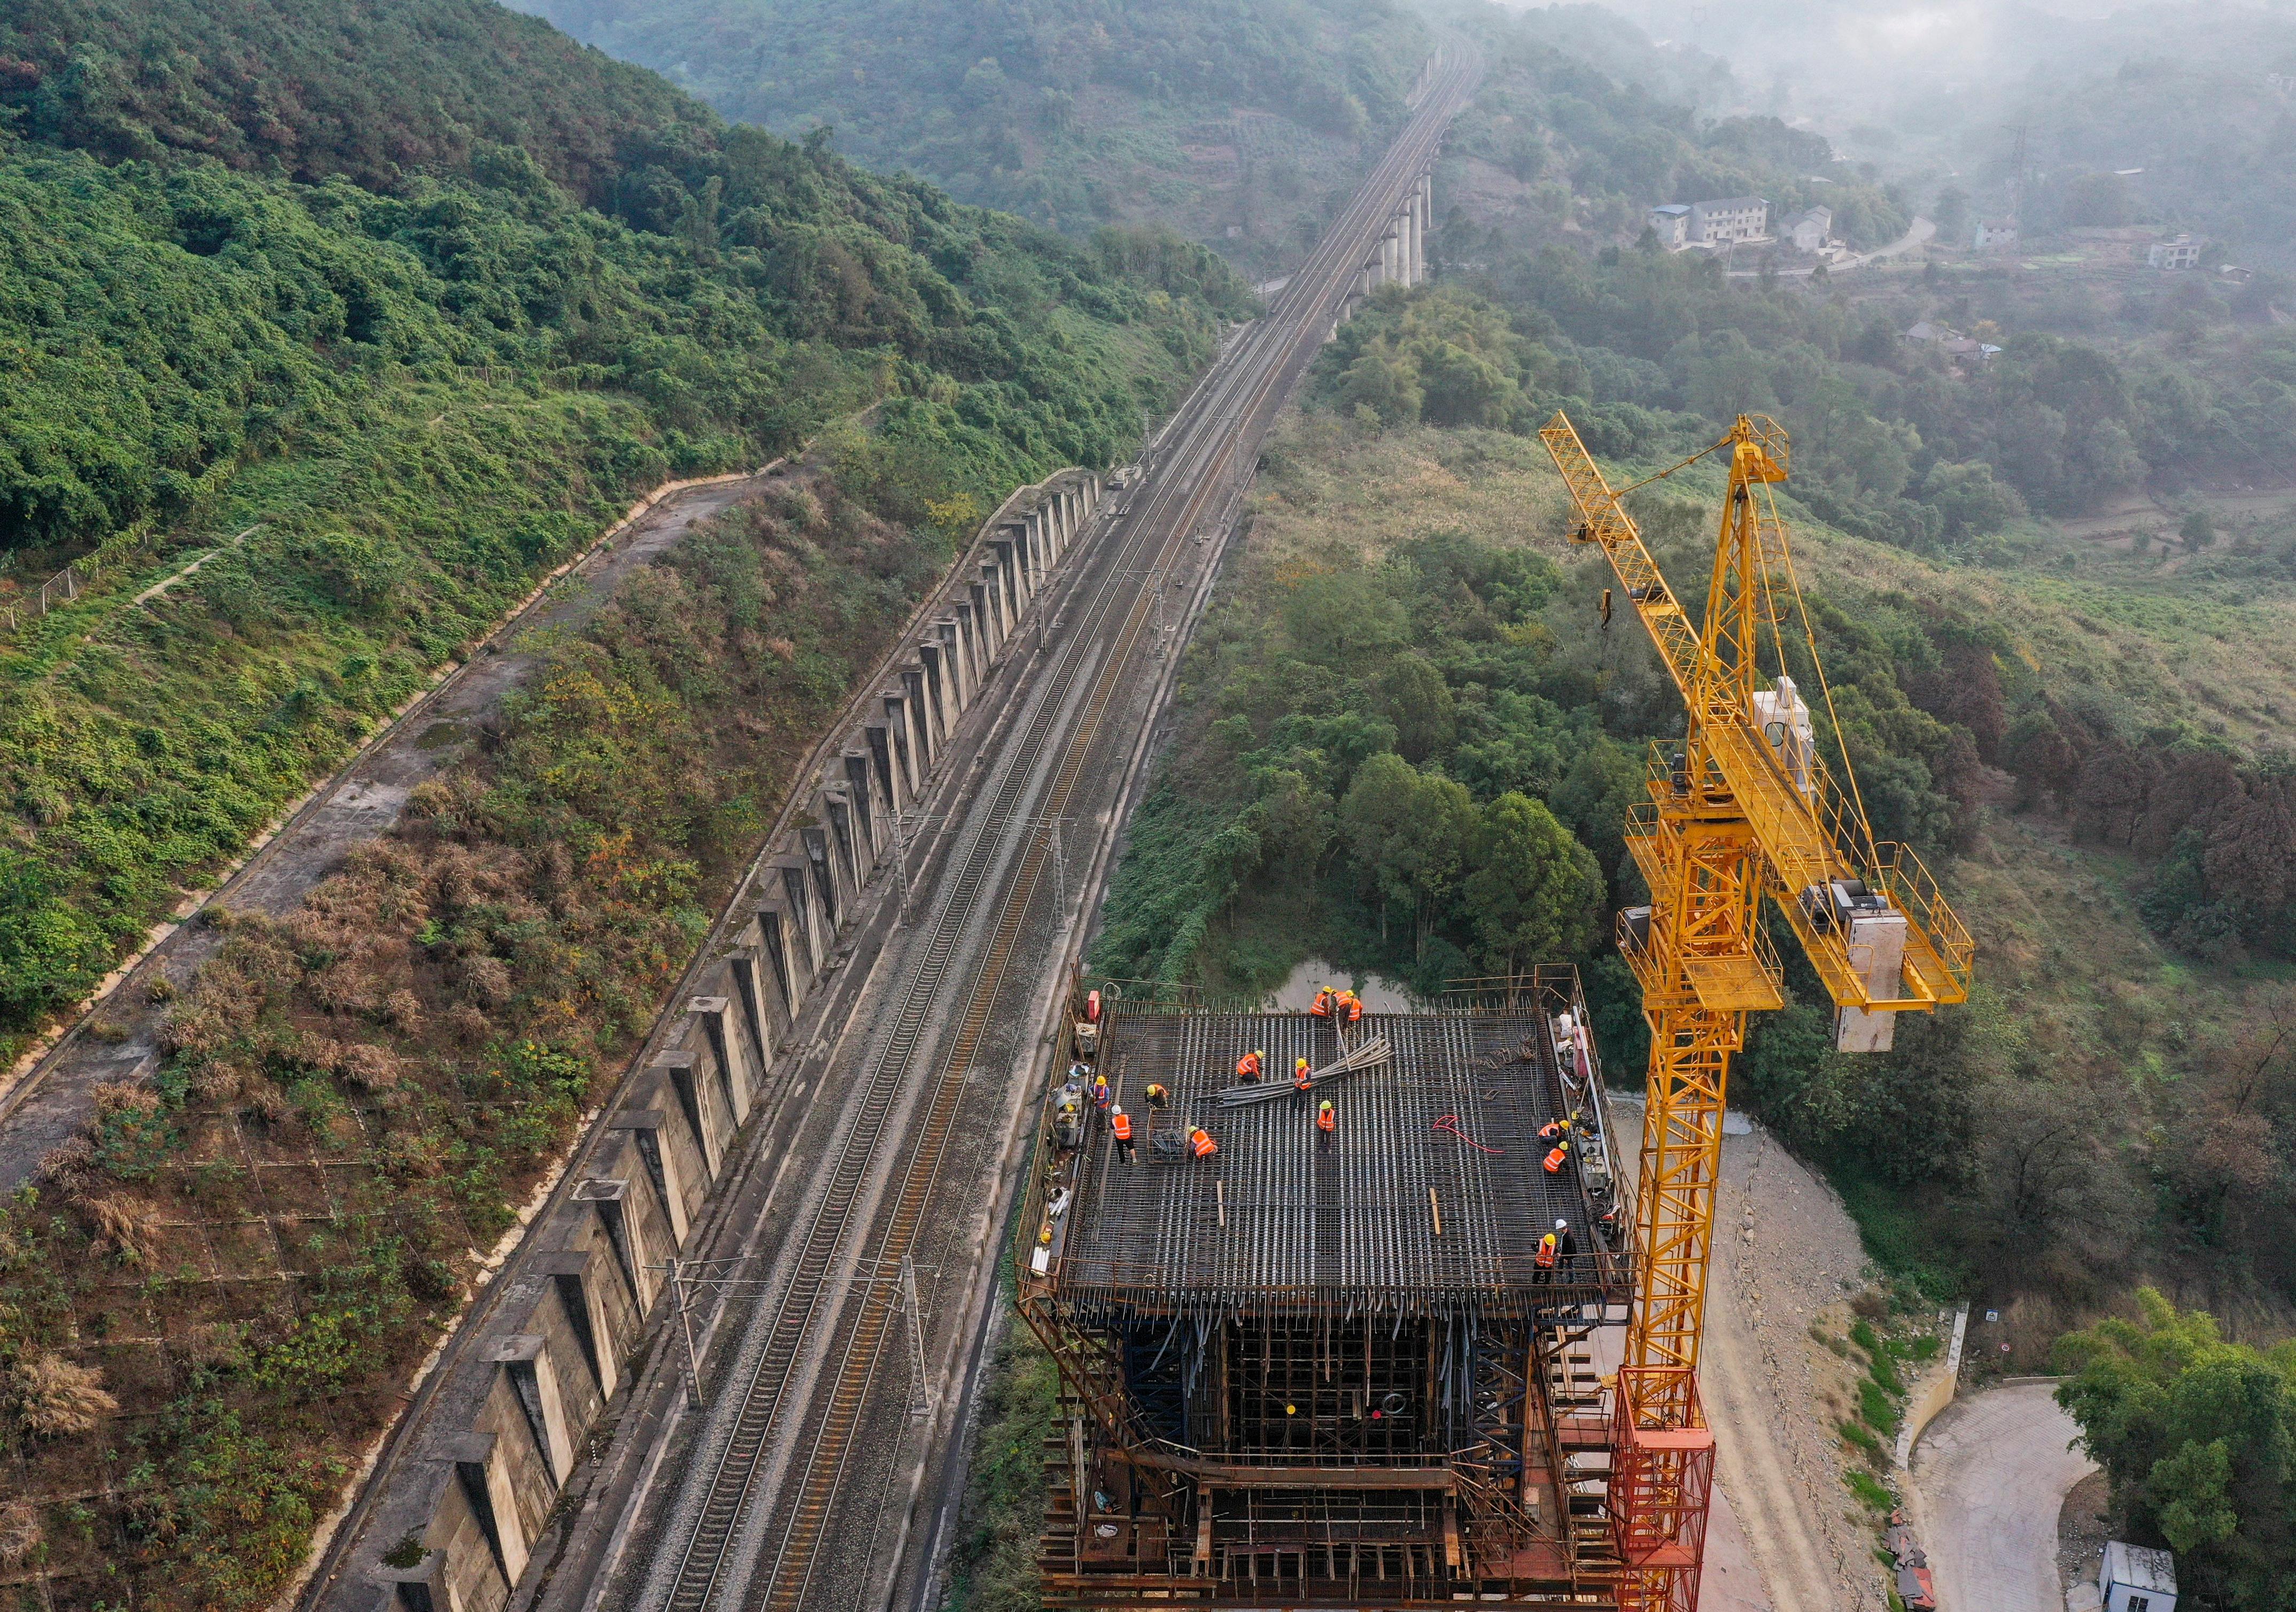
1020, 970, 1641, 1607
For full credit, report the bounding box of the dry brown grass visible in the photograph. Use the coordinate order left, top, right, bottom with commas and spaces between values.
11, 1351, 118, 1438
90, 1081, 158, 1120
337, 1042, 403, 1089
383, 987, 426, 1034
0, 1498, 40, 1566
36, 1135, 95, 1190
83, 1193, 164, 1262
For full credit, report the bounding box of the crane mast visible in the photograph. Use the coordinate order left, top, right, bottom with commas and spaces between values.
1539, 412, 1974, 1612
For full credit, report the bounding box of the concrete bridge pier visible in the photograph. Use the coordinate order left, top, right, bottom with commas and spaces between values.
347, 468, 1114, 1612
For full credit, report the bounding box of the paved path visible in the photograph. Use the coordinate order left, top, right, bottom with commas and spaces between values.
1729, 214, 1935, 278
1911, 1380, 2096, 1612
1849, 214, 1937, 266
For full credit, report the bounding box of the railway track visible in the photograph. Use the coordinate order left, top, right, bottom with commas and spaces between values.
637, 38, 1484, 1612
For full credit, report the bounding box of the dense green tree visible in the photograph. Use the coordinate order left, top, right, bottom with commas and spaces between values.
1338, 753, 1477, 958
1458, 792, 1601, 977
2056, 1290, 2296, 1606
517, 0, 1428, 232
0, 0, 1252, 1045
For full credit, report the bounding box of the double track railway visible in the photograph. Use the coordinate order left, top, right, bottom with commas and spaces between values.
632, 39, 1484, 1612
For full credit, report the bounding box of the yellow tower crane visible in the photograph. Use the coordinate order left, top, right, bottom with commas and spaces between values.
1539, 412, 1974, 1611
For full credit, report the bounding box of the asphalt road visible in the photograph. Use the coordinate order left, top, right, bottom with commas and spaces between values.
1912, 1379, 2097, 1612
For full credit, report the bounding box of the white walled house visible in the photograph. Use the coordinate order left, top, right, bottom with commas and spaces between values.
1688, 196, 1768, 245
1647, 204, 1690, 246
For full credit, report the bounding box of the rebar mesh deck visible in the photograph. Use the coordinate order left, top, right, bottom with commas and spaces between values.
1049, 1010, 1625, 1321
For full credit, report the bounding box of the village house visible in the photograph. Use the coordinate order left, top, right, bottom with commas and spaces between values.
1647, 203, 1690, 247
1973, 219, 2019, 251
2147, 234, 2201, 270
1778, 206, 1832, 252
1688, 195, 1770, 245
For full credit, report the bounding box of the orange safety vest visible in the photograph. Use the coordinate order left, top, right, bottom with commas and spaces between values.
1294, 1062, 1313, 1090
1191, 1128, 1218, 1158
1539, 1119, 1569, 1143
1145, 1083, 1169, 1108
1111, 1112, 1133, 1141
1535, 1235, 1557, 1269
1237, 1052, 1262, 1080
1543, 1143, 1569, 1174
1316, 1106, 1336, 1134
1310, 989, 1332, 1017
1344, 994, 1364, 1023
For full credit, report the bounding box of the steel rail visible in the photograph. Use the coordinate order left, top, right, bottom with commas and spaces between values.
653, 38, 1483, 1611
659, 229, 1268, 1610
744, 46, 1486, 1611
659, 405, 1186, 1612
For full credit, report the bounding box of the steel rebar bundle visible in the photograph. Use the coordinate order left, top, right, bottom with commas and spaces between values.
1218, 1035, 1394, 1107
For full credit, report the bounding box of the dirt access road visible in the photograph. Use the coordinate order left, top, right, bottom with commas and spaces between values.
1911, 1379, 2097, 1612
1607, 1100, 1885, 1610
0, 469, 772, 1189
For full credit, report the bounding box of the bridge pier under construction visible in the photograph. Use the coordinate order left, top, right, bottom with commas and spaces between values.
1021, 973, 1671, 1608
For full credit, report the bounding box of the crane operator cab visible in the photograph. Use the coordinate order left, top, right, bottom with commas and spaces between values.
1751, 675, 1816, 797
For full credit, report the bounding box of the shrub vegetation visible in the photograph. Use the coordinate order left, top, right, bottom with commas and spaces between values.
0, 0, 1250, 1060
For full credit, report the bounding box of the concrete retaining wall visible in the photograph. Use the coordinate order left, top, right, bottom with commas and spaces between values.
1897, 1301, 1972, 1467
356, 467, 1103, 1611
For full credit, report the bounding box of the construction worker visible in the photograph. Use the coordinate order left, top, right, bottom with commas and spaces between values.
1310, 987, 1333, 1019
1538, 1114, 1572, 1145
1552, 1218, 1577, 1278
1190, 1125, 1219, 1159
1236, 1049, 1264, 1082
1092, 1073, 1111, 1111
1293, 1057, 1313, 1110
1316, 1098, 1336, 1150
1110, 1106, 1136, 1164
1340, 989, 1364, 1025
1533, 1229, 1558, 1284
1144, 1081, 1170, 1111
1542, 1137, 1571, 1176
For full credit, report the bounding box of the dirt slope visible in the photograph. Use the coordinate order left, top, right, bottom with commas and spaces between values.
1608, 1099, 1885, 1609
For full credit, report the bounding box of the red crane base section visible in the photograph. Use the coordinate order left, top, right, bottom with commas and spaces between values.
1609, 1366, 1715, 1612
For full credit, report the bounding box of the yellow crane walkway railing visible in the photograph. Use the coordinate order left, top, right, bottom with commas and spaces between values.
1537, 407, 1975, 1612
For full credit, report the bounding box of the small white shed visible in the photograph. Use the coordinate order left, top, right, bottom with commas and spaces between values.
2101, 1541, 2177, 1612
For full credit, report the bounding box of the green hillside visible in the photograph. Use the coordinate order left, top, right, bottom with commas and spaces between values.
0, 0, 1250, 1059
513, 0, 1430, 270
0, 0, 750, 203
1093, 23, 2296, 1599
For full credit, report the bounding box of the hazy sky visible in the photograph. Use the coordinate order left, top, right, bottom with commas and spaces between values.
1512, 0, 2296, 145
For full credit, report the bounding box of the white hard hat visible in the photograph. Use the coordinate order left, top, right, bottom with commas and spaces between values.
1112, 1105, 1123, 1115
1555, 1218, 1569, 1229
